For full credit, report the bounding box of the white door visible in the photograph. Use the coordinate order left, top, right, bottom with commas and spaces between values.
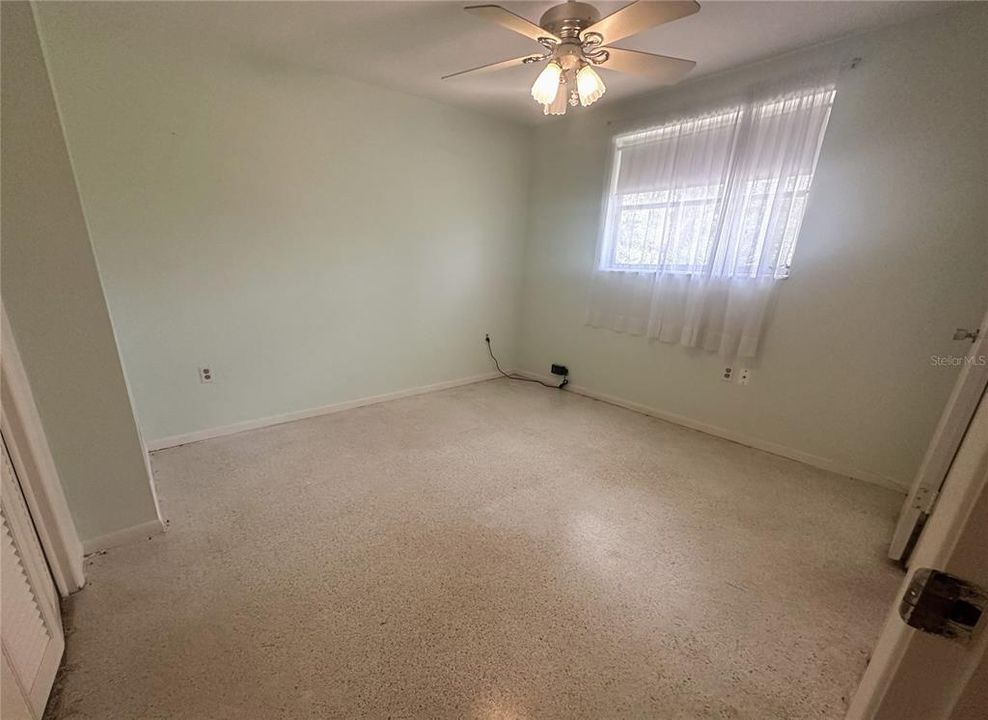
847, 389, 988, 719
888, 309, 988, 562
1, 432, 64, 719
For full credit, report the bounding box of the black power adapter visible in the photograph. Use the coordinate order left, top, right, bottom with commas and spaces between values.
484, 334, 569, 390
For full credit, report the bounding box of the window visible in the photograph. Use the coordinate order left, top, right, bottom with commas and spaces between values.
598, 87, 835, 279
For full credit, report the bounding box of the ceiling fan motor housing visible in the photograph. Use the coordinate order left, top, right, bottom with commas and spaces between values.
539, 2, 601, 40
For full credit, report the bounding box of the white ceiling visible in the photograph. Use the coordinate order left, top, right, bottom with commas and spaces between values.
44, 1, 953, 124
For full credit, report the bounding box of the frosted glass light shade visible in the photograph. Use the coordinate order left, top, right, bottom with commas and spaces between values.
543, 80, 569, 115
531, 62, 562, 105
576, 64, 606, 107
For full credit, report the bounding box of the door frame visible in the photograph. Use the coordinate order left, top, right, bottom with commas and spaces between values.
1, 304, 84, 594
888, 308, 988, 562
848, 389, 988, 718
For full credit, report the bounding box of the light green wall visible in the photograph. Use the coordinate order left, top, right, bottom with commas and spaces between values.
517, 5, 988, 489
1, 2, 161, 543
28, 3, 987, 496
34, 3, 532, 443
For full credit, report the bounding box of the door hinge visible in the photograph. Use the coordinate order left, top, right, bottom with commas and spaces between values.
911, 485, 937, 513
900, 568, 987, 642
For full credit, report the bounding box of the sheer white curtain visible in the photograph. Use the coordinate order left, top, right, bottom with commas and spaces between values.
587, 77, 836, 359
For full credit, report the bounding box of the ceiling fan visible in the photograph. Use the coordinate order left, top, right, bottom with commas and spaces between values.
443, 1, 700, 115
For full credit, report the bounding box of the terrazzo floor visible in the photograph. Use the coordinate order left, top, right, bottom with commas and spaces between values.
50, 379, 905, 719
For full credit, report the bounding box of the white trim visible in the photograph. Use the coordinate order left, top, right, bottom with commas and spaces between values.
888, 307, 988, 561
147, 371, 505, 452
515, 370, 909, 493
847, 392, 988, 719
82, 518, 164, 555
1, 305, 86, 594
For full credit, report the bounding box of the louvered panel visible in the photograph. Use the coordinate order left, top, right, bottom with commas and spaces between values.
1, 432, 63, 718
0, 508, 49, 688
0, 444, 59, 624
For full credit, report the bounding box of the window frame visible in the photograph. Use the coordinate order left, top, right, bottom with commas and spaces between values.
596, 89, 833, 278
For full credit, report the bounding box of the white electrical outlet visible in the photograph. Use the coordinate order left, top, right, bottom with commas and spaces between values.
721, 366, 734, 382
198, 367, 213, 384
738, 368, 752, 385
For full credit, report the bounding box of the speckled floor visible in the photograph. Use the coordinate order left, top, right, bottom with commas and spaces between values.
51, 379, 904, 719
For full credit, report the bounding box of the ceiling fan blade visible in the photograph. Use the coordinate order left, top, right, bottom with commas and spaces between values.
597, 47, 696, 84
464, 5, 560, 43
442, 54, 547, 80
583, 1, 700, 45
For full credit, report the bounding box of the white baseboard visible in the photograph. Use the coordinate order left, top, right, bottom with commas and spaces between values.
147, 366, 908, 492
515, 370, 909, 494
82, 518, 165, 555
146, 371, 504, 452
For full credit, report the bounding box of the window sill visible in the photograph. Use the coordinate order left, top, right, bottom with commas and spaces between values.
597, 266, 791, 280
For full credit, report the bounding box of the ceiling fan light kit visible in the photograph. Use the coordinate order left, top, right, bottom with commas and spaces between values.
531, 61, 563, 104
443, 1, 700, 117
544, 78, 570, 115
576, 64, 606, 107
